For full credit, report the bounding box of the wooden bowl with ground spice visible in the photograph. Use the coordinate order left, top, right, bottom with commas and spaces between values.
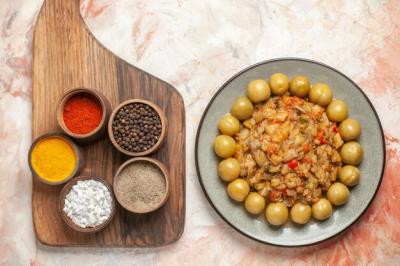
57, 88, 111, 142
108, 99, 168, 157
28, 133, 85, 185
113, 157, 170, 214
59, 176, 116, 233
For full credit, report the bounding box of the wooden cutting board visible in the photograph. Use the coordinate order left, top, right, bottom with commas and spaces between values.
32, 0, 185, 247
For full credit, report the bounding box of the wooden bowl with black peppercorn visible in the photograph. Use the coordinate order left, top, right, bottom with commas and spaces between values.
108, 99, 168, 157
57, 88, 111, 143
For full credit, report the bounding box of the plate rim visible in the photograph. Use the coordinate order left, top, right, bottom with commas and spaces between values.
194, 57, 386, 247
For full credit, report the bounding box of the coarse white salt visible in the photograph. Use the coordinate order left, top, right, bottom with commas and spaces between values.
63, 179, 112, 228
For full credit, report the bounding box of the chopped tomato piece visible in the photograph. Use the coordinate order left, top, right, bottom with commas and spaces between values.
288, 159, 298, 169
317, 130, 328, 144
269, 191, 280, 201
302, 144, 312, 152
332, 124, 338, 133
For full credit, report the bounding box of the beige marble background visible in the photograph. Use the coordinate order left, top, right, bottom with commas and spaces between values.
1, 0, 400, 265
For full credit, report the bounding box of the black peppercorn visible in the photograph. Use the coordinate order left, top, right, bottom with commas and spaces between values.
112, 102, 162, 153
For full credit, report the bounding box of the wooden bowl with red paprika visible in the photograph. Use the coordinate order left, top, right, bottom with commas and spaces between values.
57, 88, 111, 142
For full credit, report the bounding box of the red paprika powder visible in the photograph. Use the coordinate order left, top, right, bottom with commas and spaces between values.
63, 93, 103, 134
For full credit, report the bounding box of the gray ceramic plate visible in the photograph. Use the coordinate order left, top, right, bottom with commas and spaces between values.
195, 58, 385, 246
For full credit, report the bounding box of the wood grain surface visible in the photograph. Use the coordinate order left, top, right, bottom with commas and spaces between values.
32, 0, 185, 247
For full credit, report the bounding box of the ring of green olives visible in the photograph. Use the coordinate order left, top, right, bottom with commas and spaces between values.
266, 202, 289, 226
227, 178, 250, 202
214, 135, 236, 158
312, 198, 332, 220
340, 141, 363, 165
218, 114, 240, 136
247, 80, 271, 103
309, 83, 333, 106
218, 158, 241, 182
213, 73, 364, 227
290, 203, 312, 224
339, 165, 360, 186
289, 76, 310, 98
269, 73, 289, 95
231, 96, 254, 120
244, 192, 266, 214
327, 182, 350, 206
326, 99, 348, 122
339, 118, 361, 141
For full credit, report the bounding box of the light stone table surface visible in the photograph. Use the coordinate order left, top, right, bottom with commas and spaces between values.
1, 0, 400, 265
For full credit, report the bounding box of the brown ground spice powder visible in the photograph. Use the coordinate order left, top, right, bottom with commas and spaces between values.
115, 161, 166, 212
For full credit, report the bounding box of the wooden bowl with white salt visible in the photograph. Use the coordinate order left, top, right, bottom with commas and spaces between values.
59, 176, 116, 233
113, 157, 170, 214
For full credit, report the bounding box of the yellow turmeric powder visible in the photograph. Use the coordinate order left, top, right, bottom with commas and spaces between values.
30, 136, 77, 182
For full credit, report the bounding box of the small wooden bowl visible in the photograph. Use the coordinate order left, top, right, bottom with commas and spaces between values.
28, 133, 85, 185
59, 176, 116, 233
113, 157, 170, 213
57, 88, 111, 143
108, 99, 168, 157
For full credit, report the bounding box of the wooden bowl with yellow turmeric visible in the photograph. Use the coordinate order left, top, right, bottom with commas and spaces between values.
28, 133, 85, 185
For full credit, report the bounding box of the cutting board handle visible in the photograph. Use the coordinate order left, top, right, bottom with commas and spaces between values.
40, 0, 85, 30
